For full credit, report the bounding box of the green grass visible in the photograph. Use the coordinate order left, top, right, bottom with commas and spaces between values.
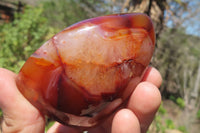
0, 109, 2, 117
45, 121, 55, 132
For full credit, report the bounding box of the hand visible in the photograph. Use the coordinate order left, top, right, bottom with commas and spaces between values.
0, 67, 162, 133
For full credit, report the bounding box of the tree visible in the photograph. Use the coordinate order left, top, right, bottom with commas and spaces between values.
0, 6, 49, 72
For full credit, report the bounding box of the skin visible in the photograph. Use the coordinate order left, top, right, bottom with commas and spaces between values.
0, 66, 162, 133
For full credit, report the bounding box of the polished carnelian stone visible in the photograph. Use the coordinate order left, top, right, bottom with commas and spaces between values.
16, 13, 155, 128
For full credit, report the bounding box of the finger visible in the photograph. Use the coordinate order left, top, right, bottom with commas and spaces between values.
142, 67, 162, 88
90, 67, 162, 133
48, 122, 109, 133
0, 68, 17, 110
0, 68, 31, 113
0, 68, 45, 132
47, 122, 80, 133
127, 82, 161, 133
111, 109, 140, 133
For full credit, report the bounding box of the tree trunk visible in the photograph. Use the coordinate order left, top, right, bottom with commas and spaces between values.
121, 0, 167, 38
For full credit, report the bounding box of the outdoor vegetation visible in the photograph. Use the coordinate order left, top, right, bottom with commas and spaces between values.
0, 0, 200, 132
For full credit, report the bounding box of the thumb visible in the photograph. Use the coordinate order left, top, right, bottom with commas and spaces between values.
0, 68, 45, 133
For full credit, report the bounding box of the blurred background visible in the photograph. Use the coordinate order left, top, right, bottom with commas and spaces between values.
0, 0, 200, 132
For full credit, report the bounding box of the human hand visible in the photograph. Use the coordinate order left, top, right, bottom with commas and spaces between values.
0, 67, 162, 133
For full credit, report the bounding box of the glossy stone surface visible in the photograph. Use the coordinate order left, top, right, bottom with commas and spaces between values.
16, 13, 155, 128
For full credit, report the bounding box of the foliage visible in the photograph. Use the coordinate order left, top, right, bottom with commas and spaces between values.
0, 0, 103, 73
41, 0, 89, 29
0, 5, 50, 72
154, 115, 165, 133
176, 97, 185, 109
153, 28, 200, 99
167, 0, 200, 36
169, 96, 185, 109
0, 109, 2, 123
45, 121, 55, 132
0, 109, 2, 116
41, 0, 111, 30
158, 102, 166, 115
152, 27, 200, 131
165, 119, 175, 129
178, 126, 188, 133
196, 110, 200, 119
150, 104, 188, 133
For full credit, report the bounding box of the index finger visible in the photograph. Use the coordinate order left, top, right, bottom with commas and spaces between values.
127, 67, 162, 133
142, 66, 162, 87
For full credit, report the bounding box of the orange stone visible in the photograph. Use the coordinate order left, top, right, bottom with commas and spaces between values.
16, 13, 155, 128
